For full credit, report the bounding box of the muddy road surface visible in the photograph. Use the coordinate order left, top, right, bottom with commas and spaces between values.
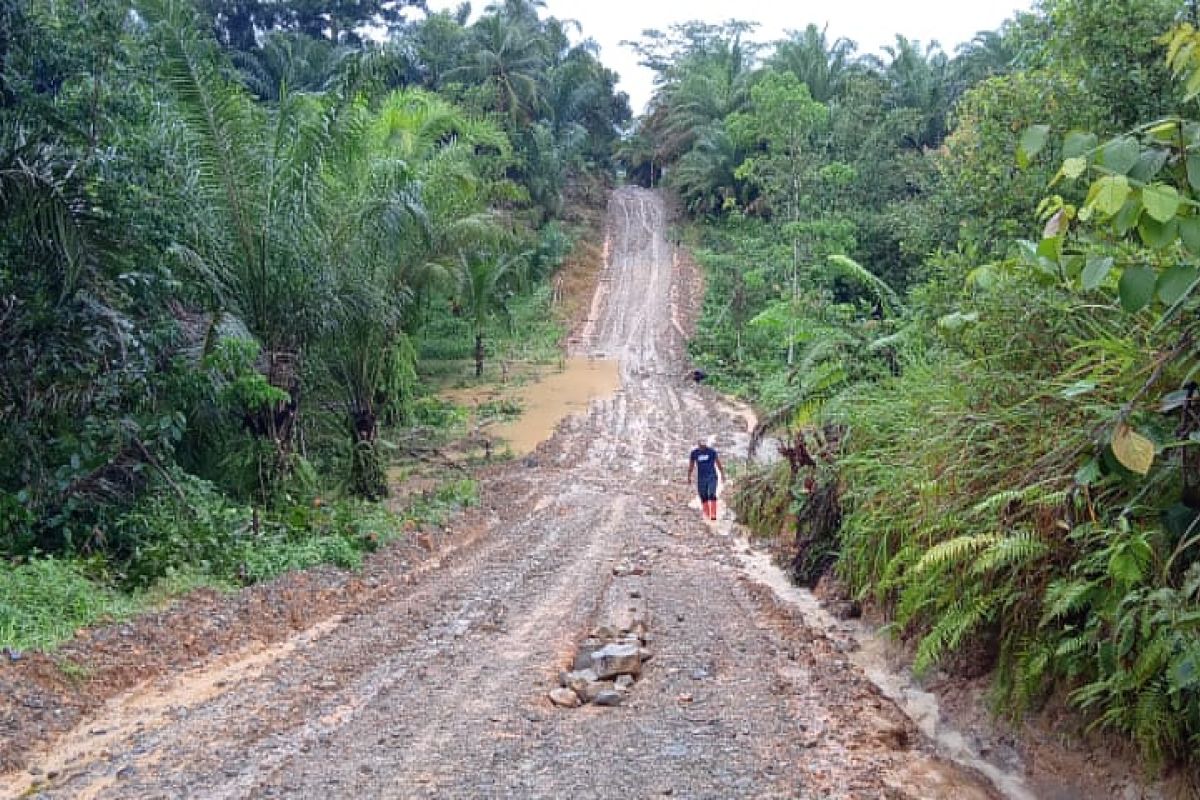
2, 188, 1000, 799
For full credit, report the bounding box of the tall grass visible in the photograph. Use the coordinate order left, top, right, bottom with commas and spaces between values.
0, 559, 142, 651
826, 279, 1200, 769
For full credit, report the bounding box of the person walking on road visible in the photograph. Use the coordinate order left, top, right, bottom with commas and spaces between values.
687, 436, 724, 522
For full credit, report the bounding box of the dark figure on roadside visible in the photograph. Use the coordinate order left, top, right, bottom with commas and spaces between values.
688, 368, 707, 384
687, 436, 724, 522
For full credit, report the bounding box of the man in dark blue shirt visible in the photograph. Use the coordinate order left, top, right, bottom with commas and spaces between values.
687, 437, 724, 522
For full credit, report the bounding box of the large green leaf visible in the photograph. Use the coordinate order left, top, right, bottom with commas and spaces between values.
1063, 130, 1098, 159
1130, 148, 1169, 183
1113, 196, 1143, 235
1088, 175, 1131, 217
1171, 650, 1200, 692
1189, 154, 1200, 193
1138, 216, 1179, 250
1157, 263, 1200, 305
1081, 256, 1114, 290
1118, 265, 1157, 312
1074, 457, 1102, 486
1098, 136, 1140, 174
1141, 184, 1181, 223
1181, 216, 1200, 254
1061, 156, 1088, 180
1017, 124, 1050, 168
1147, 120, 1180, 143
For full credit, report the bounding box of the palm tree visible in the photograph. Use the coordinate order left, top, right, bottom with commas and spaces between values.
448, 12, 547, 125
873, 35, 952, 149
543, 43, 629, 163
670, 124, 742, 216
317, 89, 509, 495
639, 23, 757, 171
768, 25, 859, 104
456, 250, 523, 378
141, 0, 332, 486
952, 30, 1019, 89
233, 31, 351, 101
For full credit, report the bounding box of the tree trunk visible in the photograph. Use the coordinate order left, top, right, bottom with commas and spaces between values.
349, 406, 387, 500
475, 332, 484, 378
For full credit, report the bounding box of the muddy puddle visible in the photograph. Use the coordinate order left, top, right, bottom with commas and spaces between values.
735, 544, 1038, 800
446, 357, 621, 456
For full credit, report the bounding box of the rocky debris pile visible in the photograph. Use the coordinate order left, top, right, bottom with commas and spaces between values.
550, 623, 652, 709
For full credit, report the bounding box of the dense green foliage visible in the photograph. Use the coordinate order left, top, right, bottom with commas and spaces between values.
8, 0, 1200, 780
644, 0, 1200, 777
1, 0, 627, 647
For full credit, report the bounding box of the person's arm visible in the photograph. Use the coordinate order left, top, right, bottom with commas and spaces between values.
714, 456, 724, 482
687, 452, 695, 482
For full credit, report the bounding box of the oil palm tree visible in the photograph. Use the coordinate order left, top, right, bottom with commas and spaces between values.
640, 24, 756, 169
141, 0, 332, 485
233, 31, 352, 101
768, 24, 860, 104
872, 35, 952, 149
456, 249, 525, 378
317, 89, 509, 495
448, 11, 547, 125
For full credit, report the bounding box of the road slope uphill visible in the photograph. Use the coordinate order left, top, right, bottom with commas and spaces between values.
3, 187, 998, 800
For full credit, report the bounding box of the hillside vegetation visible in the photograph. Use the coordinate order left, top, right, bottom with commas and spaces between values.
625, 1, 1200, 779
1, 0, 627, 646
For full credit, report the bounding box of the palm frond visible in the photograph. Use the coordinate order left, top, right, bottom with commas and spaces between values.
827, 253, 904, 313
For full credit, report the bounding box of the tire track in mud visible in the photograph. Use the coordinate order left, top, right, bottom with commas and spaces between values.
5, 188, 1000, 800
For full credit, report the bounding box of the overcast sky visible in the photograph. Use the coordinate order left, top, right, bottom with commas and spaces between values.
422, 0, 1036, 114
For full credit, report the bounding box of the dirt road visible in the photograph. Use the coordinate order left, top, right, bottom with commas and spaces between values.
2, 188, 1001, 799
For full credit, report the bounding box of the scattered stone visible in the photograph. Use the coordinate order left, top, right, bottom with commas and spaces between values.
593, 690, 623, 706
116, 765, 136, 780
592, 625, 618, 640
591, 643, 642, 679
576, 679, 616, 703
638, 647, 654, 662
572, 650, 594, 671
615, 675, 635, 691
549, 688, 582, 708
561, 669, 600, 694
690, 668, 709, 680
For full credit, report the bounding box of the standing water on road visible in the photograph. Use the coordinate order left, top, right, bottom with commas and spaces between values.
449, 357, 620, 455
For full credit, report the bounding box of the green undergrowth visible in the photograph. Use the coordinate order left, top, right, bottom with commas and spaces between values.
0, 477, 478, 653
418, 284, 566, 377
826, 283, 1200, 770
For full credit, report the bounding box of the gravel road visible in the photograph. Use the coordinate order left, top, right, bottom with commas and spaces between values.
3, 187, 1001, 800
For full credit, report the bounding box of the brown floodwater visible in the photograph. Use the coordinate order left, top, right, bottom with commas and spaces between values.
448, 357, 621, 456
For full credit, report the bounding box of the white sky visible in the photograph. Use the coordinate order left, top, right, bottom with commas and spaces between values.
422, 0, 1036, 114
